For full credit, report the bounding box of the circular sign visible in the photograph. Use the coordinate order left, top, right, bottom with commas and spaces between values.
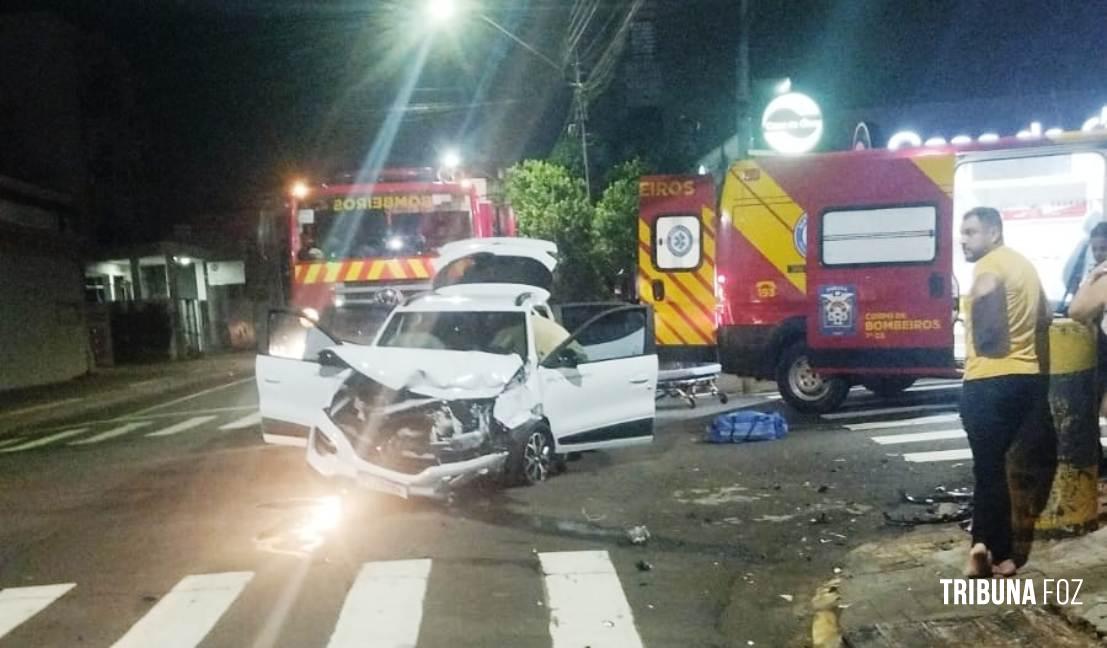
793, 213, 808, 257
666, 225, 695, 258
761, 92, 823, 154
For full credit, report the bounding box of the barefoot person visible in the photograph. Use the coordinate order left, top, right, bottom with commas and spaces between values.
959, 207, 1050, 578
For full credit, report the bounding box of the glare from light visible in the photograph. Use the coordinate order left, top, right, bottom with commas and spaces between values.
1045, 127, 1064, 138
425, 0, 458, 24
950, 135, 973, 146
387, 236, 404, 251
923, 136, 947, 147
697, 164, 708, 175
460, 178, 472, 188
887, 131, 922, 150
1016, 121, 1042, 139
301, 307, 320, 323
290, 181, 310, 200
774, 78, 792, 95
441, 149, 461, 169
176, 256, 193, 266
977, 133, 1000, 143
334, 295, 345, 309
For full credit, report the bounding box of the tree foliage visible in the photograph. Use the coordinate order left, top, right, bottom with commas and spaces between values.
504, 156, 648, 302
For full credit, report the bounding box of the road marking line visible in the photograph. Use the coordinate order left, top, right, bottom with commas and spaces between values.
0, 397, 85, 419
219, 412, 261, 431
1, 428, 89, 453
846, 413, 961, 431
906, 382, 961, 393
0, 437, 26, 449
131, 376, 254, 415
822, 403, 955, 420
539, 550, 644, 648
903, 448, 973, 463
111, 572, 253, 648
37, 406, 259, 433
0, 583, 75, 639
145, 416, 218, 438
69, 421, 151, 446
326, 559, 431, 648
872, 428, 966, 445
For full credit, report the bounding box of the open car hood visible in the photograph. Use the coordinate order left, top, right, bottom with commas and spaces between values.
431, 237, 557, 291
330, 345, 523, 399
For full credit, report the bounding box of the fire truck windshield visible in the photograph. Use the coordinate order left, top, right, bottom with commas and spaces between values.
296, 200, 471, 261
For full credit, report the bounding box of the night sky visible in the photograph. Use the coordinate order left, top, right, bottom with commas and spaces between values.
7, 0, 1107, 218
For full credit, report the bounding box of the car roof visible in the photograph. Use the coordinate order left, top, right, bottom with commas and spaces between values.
398, 283, 549, 313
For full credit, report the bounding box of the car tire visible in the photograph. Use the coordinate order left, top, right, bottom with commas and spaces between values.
506, 424, 555, 486
861, 376, 917, 398
775, 341, 850, 414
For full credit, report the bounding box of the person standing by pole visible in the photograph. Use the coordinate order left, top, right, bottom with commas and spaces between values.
959, 207, 1051, 578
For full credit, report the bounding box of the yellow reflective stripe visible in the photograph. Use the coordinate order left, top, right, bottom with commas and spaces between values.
408, 259, 430, 279
654, 314, 685, 345
386, 259, 405, 278
722, 162, 805, 293
294, 264, 306, 283
344, 261, 364, 281
638, 265, 713, 344
910, 155, 955, 197
367, 261, 385, 280
324, 262, 343, 283
303, 263, 324, 285
1049, 320, 1097, 375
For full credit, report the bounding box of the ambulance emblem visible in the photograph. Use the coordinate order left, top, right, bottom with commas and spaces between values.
819, 285, 857, 336
666, 224, 695, 258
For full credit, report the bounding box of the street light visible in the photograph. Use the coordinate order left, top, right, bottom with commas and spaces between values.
424, 0, 458, 24
290, 180, 310, 200
441, 149, 461, 169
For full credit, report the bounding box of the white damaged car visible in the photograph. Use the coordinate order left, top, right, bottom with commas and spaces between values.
255, 238, 659, 498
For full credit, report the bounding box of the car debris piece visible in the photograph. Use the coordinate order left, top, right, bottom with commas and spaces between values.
636, 560, 653, 572
627, 525, 651, 545
817, 485, 829, 493
899, 487, 972, 505
779, 594, 794, 602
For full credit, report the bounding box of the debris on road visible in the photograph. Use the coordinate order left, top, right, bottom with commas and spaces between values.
816, 485, 829, 493
582, 507, 607, 523
627, 525, 651, 545
636, 560, 653, 572
673, 485, 762, 505
780, 594, 794, 602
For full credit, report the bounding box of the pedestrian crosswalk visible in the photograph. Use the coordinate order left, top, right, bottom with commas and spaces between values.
0, 551, 645, 648
0, 408, 261, 454
832, 402, 1107, 464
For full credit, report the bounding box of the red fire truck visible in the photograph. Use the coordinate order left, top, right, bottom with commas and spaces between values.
287, 168, 513, 342
640, 131, 1107, 413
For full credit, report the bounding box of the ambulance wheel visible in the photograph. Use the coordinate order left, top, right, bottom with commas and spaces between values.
776, 342, 850, 414
861, 377, 916, 398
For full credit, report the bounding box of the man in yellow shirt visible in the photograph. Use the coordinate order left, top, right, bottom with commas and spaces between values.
959, 206, 1050, 578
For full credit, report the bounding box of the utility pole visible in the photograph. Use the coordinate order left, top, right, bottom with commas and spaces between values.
736, 0, 752, 160
573, 51, 592, 198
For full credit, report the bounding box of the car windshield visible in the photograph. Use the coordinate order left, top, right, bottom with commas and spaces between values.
376, 310, 528, 356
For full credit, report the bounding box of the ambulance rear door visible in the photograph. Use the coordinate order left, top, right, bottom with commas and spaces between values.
637, 175, 718, 360
800, 153, 957, 376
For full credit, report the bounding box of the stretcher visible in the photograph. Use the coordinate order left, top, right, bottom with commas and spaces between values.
656, 362, 728, 408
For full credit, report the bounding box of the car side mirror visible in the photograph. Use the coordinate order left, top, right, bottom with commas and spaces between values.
317, 348, 346, 368
543, 347, 578, 369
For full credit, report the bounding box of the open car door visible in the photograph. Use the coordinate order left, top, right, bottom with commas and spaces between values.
802, 153, 957, 377
255, 310, 351, 446
539, 305, 658, 452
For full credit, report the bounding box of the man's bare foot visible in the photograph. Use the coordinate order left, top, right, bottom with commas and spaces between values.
964, 543, 992, 578
992, 559, 1017, 577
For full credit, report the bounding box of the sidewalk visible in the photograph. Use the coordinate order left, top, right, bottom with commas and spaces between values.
0, 353, 256, 436
813, 507, 1107, 646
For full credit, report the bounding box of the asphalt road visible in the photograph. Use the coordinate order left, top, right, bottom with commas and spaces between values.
0, 377, 970, 647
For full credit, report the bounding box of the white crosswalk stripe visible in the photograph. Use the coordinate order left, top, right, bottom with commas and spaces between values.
822, 402, 955, 420
219, 411, 261, 431
111, 572, 253, 648
845, 413, 960, 431
871, 428, 967, 445
539, 550, 644, 648
70, 421, 152, 446
326, 559, 431, 648
903, 448, 973, 463
145, 415, 218, 438
0, 583, 75, 640
1, 428, 89, 453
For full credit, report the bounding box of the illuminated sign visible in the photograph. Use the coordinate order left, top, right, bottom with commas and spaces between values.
886, 105, 1107, 150
332, 195, 435, 211
762, 92, 823, 154
640, 179, 695, 197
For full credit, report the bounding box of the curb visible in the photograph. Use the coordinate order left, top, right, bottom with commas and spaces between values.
810, 577, 844, 648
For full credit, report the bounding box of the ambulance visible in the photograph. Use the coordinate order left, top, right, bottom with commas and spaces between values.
640, 129, 1107, 413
